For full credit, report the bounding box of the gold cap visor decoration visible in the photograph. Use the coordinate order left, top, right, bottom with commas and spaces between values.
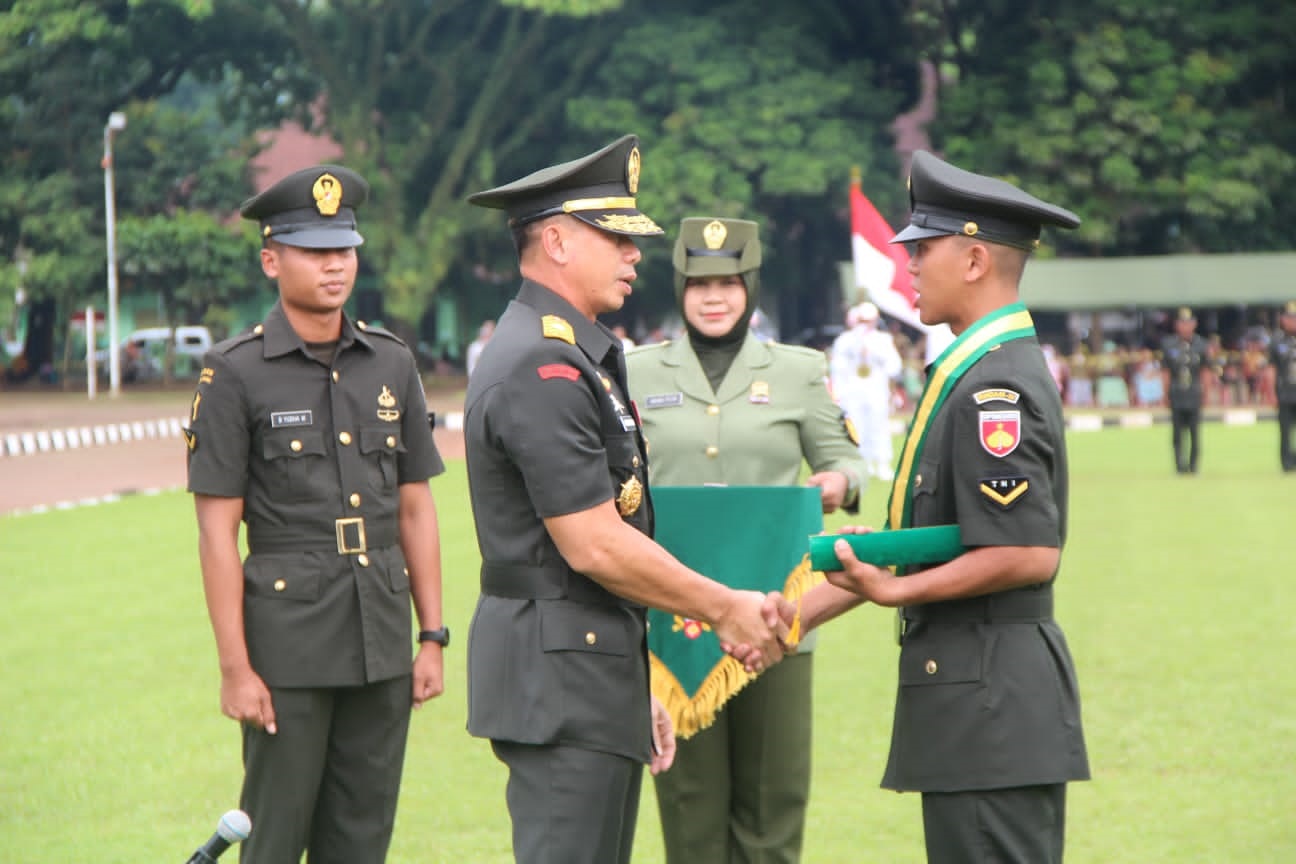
466, 134, 664, 237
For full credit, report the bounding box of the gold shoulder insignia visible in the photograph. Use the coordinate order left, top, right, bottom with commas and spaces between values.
542, 314, 576, 345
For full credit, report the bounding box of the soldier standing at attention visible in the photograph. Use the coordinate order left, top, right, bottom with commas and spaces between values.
1162, 307, 1208, 474
767, 150, 1089, 863
462, 135, 785, 864
186, 164, 448, 863
1271, 300, 1296, 471
627, 216, 867, 863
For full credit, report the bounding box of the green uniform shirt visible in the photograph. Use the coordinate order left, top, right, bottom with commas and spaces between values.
186, 301, 443, 687
1163, 334, 1209, 409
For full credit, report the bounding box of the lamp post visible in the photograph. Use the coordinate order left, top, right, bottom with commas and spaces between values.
103, 110, 127, 397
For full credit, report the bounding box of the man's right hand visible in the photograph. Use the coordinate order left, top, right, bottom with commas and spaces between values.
715, 589, 786, 673
220, 666, 277, 734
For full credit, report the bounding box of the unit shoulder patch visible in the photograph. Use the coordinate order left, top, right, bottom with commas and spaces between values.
979, 410, 1021, 457
973, 388, 1021, 405
537, 363, 581, 381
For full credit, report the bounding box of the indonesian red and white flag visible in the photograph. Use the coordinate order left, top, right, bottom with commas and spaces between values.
850, 176, 953, 363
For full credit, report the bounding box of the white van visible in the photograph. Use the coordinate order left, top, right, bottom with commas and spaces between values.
97, 325, 214, 380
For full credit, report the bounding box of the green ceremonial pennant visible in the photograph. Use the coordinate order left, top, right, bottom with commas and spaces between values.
648, 486, 823, 738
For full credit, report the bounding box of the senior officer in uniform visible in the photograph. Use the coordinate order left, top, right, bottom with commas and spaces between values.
1269, 301, 1296, 471
627, 216, 867, 863
767, 150, 1089, 863
186, 164, 448, 864
463, 136, 785, 864
1162, 307, 1209, 474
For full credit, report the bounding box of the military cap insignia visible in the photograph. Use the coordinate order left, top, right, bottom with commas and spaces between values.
376, 385, 400, 422
537, 363, 581, 381
979, 475, 1029, 508
617, 475, 643, 517
979, 410, 1020, 457
703, 219, 727, 250
313, 173, 342, 216
542, 314, 576, 345
973, 388, 1020, 405
749, 380, 770, 404
627, 146, 641, 194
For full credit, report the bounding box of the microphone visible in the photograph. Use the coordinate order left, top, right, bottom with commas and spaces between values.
185, 809, 251, 863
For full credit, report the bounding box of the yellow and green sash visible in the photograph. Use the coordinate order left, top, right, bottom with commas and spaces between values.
648, 486, 823, 739
886, 302, 1037, 530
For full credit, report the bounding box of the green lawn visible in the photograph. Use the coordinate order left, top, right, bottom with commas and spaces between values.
2, 423, 1294, 862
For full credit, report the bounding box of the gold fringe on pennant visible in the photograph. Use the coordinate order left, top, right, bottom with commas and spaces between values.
650, 554, 824, 740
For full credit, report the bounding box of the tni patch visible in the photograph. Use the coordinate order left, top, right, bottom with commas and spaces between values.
979, 475, 1029, 508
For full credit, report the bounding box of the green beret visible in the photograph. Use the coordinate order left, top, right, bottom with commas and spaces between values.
240, 164, 368, 249
890, 151, 1079, 252
467, 135, 663, 237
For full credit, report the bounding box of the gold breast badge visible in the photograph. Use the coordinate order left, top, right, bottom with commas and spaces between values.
376, 385, 401, 422
616, 476, 643, 517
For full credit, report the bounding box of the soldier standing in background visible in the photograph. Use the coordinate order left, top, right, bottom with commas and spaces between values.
1162, 307, 1208, 474
1271, 300, 1296, 471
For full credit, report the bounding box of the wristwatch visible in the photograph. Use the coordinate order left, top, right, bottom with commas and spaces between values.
417, 627, 450, 647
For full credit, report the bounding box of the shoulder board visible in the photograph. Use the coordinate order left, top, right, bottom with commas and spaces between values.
213, 325, 264, 355
356, 321, 407, 345
625, 341, 670, 358
541, 315, 576, 345
767, 342, 829, 364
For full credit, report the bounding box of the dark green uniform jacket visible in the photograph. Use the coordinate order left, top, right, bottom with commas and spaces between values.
884, 335, 1089, 792
185, 302, 444, 687
1272, 330, 1296, 405
1163, 334, 1208, 410
464, 280, 654, 763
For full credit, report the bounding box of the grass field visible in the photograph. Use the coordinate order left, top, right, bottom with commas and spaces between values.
2, 423, 1294, 862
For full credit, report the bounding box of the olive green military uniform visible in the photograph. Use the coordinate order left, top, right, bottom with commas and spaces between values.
186, 166, 444, 864
1270, 302, 1296, 471
1162, 310, 1208, 474
626, 216, 865, 864
884, 151, 1089, 863
463, 135, 665, 864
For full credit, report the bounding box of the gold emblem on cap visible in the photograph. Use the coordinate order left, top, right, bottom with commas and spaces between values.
703, 220, 727, 250
963, 221, 979, 236
627, 146, 641, 194
617, 476, 643, 517
376, 385, 400, 422
313, 172, 342, 216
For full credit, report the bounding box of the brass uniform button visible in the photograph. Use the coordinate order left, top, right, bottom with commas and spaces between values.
914, 473, 923, 489
925, 659, 938, 675
357, 320, 368, 330
289, 439, 303, 453
273, 579, 286, 592
357, 553, 369, 567
585, 631, 597, 645
253, 324, 264, 335
349, 493, 361, 508
705, 445, 719, 458
385, 435, 396, 448
339, 432, 352, 445
332, 370, 340, 383
706, 404, 720, 416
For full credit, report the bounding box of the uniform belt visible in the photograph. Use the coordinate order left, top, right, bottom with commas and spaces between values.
898, 587, 1053, 642
246, 517, 398, 555
480, 561, 636, 608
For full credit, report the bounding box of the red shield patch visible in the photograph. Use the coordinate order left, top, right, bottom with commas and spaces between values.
979, 410, 1021, 458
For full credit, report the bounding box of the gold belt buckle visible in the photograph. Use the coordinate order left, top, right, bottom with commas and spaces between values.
335, 517, 367, 555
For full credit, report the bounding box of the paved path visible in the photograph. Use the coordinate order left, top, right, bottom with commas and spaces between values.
0, 385, 465, 516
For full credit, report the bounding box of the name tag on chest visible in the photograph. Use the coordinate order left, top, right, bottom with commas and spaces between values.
271, 410, 314, 428
644, 392, 684, 409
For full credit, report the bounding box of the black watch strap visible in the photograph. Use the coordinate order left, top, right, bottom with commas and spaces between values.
418, 627, 450, 647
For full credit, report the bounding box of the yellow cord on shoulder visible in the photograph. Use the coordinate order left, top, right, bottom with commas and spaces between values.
784, 596, 803, 652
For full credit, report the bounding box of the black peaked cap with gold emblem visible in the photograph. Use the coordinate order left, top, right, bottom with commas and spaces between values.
240, 164, 369, 249
672, 217, 762, 301
890, 151, 1079, 252
466, 135, 664, 237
